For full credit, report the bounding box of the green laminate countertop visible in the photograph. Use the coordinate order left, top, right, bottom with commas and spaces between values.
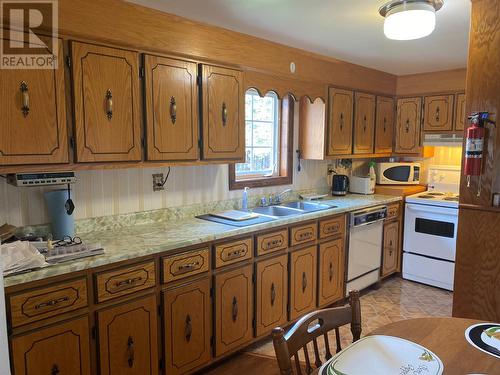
4, 194, 401, 288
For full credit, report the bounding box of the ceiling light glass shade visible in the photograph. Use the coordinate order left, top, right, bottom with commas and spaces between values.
380, 1, 443, 41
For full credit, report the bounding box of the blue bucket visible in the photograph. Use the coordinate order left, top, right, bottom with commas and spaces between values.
44, 189, 75, 239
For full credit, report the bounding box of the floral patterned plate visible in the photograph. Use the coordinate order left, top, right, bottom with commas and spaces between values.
320, 335, 443, 375
465, 323, 500, 359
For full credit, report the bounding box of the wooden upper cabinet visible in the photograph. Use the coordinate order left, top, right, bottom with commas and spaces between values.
375, 96, 394, 154
327, 87, 353, 156
353, 92, 375, 154
11, 317, 91, 375
394, 97, 422, 154
97, 295, 158, 375
318, 239, 344, 307
454, 93, 466, 131
144, 55, 199, 161
214, 264, 253, 357
164, 278, 211, 375
71, 41, 141, 162
289, 246, 317, 321
201, 64, 244, 161
423, 94, 454, 132
0, 37, 68, 165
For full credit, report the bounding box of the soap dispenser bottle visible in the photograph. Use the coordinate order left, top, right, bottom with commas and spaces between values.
242, 187, 250, 210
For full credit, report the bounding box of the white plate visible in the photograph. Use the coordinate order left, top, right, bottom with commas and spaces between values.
465, 323, 500, 359
320, 335, 443, 375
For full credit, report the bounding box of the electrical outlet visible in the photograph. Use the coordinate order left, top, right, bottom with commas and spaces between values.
152, 173, 164, 192
327, 164, 335, 175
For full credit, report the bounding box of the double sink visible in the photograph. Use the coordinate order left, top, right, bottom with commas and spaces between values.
251, 200, 335, 218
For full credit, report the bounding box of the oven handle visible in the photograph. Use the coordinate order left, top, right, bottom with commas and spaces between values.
406, 203, 458, 216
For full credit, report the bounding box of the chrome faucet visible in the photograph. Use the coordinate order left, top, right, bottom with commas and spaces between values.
272, 188, 292, 204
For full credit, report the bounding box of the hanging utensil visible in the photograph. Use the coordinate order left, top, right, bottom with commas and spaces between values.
65, 183, 75, 215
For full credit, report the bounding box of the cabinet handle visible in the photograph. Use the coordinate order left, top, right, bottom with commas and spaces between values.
127, 336, 135, 368
174, 261, 200, 275
389, 240, 393, 247
302, 272, 307, 293
329, 262, 334, 282
115, 276, 142, 288
34, 296, 69, 310
232, 296, 238, 322
363, 115, 367, 132
389, 250, 393, 256
339, 113, 344, 131
225, 247, 245, 260
435, 106, 440, 122
20, 81, 29, 117
185, 314, 192, 342
51, 365, 59, 375
405, 119, 410, 133
169, 96, 177, 124
105, 89, 113, 120
325, 223, 339, 234
383, 117, 387, 132
270, 282, 276, 306
265, 238, 282, 250
222, 102, 228, 126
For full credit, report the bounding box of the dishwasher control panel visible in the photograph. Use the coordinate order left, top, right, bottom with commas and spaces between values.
350, 206, 387, 227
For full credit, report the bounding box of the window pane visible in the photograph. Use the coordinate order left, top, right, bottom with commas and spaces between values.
245, 121, 253, 147
252, 94, 275, 121
253, 121, 274, 147
245, 94, 253, 121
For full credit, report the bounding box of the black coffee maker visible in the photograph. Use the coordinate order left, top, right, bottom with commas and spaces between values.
332, 175, 349, 196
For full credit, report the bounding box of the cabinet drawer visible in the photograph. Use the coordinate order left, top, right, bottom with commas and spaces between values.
290, 223, 317, 246
256, 229, 288, 256
162, 249, 209, 283
95, 261, 156, 303
387, 203, 400, 220
9, 278, 88, 328
319, 215, 345, 239
214, 237, 253, 268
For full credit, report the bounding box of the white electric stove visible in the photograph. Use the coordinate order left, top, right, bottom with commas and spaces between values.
403, 165, 461, 291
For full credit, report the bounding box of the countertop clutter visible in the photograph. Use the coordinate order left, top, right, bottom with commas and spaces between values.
4, 194, 400, 287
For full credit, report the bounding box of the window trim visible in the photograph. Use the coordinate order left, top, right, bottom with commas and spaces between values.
229, 94, 294, 190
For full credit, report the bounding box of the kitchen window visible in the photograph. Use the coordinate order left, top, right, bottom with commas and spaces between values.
229, 89, 293, 190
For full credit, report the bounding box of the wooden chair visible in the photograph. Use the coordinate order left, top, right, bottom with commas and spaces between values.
272, 290, 361, 375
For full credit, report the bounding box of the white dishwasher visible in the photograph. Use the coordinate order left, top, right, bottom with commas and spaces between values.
346, 206, 387, 296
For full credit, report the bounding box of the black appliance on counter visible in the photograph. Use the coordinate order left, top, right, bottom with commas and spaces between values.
332, 175, 349, 196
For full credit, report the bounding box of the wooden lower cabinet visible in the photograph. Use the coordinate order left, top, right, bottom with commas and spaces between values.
289, 246, 317, 320
318, 239, 345, 307
255, 254, 288, 337
163, 278, 211, 375
11, 317, 91, 375
214, 264, 253, 357
382, 221, 400, 277
97, 295, 158, 375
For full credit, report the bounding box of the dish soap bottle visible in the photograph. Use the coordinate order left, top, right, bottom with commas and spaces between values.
242, 187, 250, 210
368, 161, 376, 194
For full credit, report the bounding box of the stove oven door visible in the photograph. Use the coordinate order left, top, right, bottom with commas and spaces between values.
403, 203, 458, 261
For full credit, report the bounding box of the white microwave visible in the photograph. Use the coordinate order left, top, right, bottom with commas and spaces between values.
376, 162, 420, 185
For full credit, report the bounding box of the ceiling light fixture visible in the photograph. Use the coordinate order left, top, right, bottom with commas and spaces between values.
379, 0, 444, 40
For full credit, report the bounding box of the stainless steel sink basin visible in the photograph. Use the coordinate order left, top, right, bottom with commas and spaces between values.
280, 201, 331, 212
252, 205, 302, 217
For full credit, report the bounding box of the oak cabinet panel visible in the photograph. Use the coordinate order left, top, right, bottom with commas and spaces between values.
256, 229, 288, 256
214, 237, 253, 268
382, 221, 400, 277
164, 278, 211, 375
255, 254, 288, 337
214, 264, 253, 356
375, 96, 394, 154
144, 55, 199, 161
318, 239, 345, 307
290, 222, 317, 247
289, 246, 317, 320
395, 97, 422, 154
201, 65, 244, 161
454, 93, 466, 131
162, 248, 210, 283
71, 41, 141, 162
97, 295, 158, 375
386, 203, 400, 220
327, 87, 353, 156
353, 92, 376, 154
11, 317, 91, 375
0, 37, 68, 165
319, 215, 345, 240
423, 94, 454, 132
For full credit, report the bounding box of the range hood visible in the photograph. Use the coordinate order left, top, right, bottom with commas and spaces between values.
423, 133, 463, 146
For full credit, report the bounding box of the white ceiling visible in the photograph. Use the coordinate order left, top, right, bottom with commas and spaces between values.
129, 0, 471, 75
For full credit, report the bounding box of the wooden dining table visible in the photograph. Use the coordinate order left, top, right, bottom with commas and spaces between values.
321, 317, 499, 374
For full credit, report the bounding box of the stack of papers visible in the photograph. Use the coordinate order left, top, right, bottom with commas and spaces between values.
0, 241, 48, 275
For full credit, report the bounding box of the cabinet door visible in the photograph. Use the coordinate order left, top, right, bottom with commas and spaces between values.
71, 41, 141, 162
382, 221, 400, 277
327, 87, 353, 156
375, 96, 394, 154
201, 65, 244, 161
97, 295, 158, 375
11, 317, 91, 375
395, 97, 422, 154
255, 254, 288, 337
423, 94, 454, 132
164, 278, 211, 375
454, 93, 466, 131
353, 92, 376, 154
289, 246, 317, 320
214, 264, 253, 356
144, 55, 199, 161
318, 239, 345, 307
0, 37, 68, 165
